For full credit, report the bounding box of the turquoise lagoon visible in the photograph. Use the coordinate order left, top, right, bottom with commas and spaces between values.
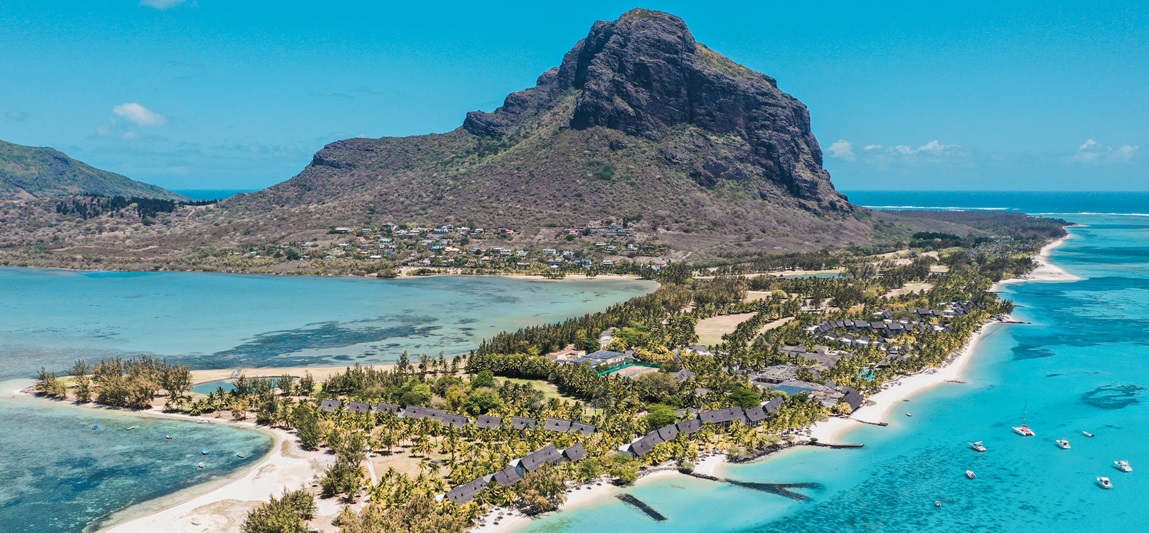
0, 272, 655, 532
520, 214, 1149, 532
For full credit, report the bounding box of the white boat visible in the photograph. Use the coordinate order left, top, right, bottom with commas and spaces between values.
1115, 460, 1133, 473
1012, 424, 1035, 437
966, 470, 976, 479
126, 426, 137, 431
197, 461, 205, 469
906, 412, 913, 417
1097, 476, 1113, 489
969, 441, 987, 452
1082, 430, 1095, 438
1056, 439, 1070, 449
236, 452, 246, 458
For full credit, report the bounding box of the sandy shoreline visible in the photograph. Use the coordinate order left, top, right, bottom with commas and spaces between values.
472, 234, 1081, 533
98, 412, 336, 533
470, 454, 727, 533
82, 235, 1080, 533
993, 234, 1082, 289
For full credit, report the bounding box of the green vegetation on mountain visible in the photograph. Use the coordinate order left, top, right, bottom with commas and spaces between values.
0, 139, 186, 200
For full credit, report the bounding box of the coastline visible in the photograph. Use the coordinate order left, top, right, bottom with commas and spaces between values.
96, 410, 337, 533
21, 234, 1080, 533
993, 234, 1082, 289
8, 383, 336, 533
471, 455, 727, 533
472, 233, 1081, 533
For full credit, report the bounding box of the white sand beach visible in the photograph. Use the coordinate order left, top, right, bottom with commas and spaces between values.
474, 234, 1082, 533
104, 236, 1080, 533
99, 420, 336, 533
994, 234, 1083, 289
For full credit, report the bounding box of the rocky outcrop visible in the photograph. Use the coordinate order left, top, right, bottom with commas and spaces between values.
217, 9, 870, 259
463, 9, 850, 212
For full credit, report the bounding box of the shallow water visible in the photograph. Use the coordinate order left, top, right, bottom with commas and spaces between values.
0, 385, 273, 533
0, 271, 656, 380
521, 215, 1148, 531
0, 271, 655, 532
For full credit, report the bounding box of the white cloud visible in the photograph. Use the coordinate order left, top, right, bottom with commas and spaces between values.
1072, 139, 1138, 164
113, 103, 168, 126
141, 0, 187, 9
859, 140, 960, 157
1113, 144, 1139, 162
827, 140, 855, 161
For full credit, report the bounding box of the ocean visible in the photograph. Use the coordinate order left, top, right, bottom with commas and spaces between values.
0, 273, 655, 532
171, 189, 261, 201
518, 193, 1149, 532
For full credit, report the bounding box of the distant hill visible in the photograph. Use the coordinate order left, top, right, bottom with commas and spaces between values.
0, 139, 186, 201
204, 9, 873, 258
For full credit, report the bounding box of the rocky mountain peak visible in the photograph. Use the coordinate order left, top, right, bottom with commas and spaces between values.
463, 10, 850, 212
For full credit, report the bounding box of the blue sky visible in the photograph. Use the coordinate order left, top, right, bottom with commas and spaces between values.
1, 1, 1146, 191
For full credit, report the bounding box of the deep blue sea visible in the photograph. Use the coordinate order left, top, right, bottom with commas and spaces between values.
520, 192, 1149, 532
844, 190, 1149, 216
0, 273, 655, 532
171, 189, 261, 201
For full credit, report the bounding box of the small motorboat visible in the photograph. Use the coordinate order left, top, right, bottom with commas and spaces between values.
969, 441, 987, 452
1115, 460, 1133, 473
906, 412, 913, 417
1082, 430, 1095, 438
126, 426, 137, 431
91, 425, 99, 430
966, 470, 976, 479
236, 452, 245, 458
1012, 424, 1036, 437
197, 462, 205, 469
1056, 439, 1071, 449
201, 448, 210, 455
165, 435, 173, 440
935, 500, 942, 508
1097, 476, 1113, 489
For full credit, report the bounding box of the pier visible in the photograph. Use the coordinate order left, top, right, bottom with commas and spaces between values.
617, 494, 667, 521
810, 441, 865, 449
853, 419, 889, 426
724, 479, 822, 502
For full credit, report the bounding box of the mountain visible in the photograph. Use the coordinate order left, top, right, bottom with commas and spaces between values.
0, 139, 186, 201
211, 9, 872, 258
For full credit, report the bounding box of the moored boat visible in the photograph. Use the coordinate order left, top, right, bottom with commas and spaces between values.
1082, 430, 1095, 438
197, 461, 205, 469
1056, 439, 1070, 449
1115, 460, 1133, 473
1012, 424, 1035, 437
1097, 476, 1113, 489
969, 441, 987, 452
202, 448, 210, 455
966, 470, 976, 479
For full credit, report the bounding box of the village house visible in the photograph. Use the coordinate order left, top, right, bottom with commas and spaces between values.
698, 406, 746, 427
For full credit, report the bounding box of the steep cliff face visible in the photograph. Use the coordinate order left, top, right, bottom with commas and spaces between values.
211, 9, 868, 258
463, 9, 850, 213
